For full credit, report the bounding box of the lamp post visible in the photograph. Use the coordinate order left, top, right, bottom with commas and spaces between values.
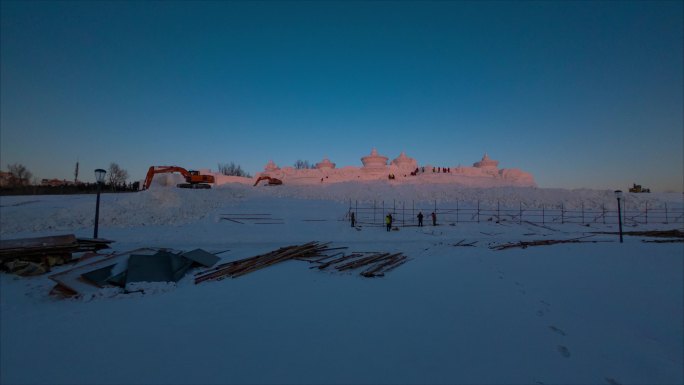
614, 190, 623, 243
94, 169, 106, 239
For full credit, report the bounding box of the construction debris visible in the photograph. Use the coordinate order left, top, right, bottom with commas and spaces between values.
490, 236, 609, 250
316, 252, 409, 277
49, 247, 220, 297
195, 242, 410, 283
592, 229, 684, 238
452, 239, 477, 247
195, 242, 334, 283
0, 234, 113, 276
220, 213, 285, 225
641, 239, 684, 243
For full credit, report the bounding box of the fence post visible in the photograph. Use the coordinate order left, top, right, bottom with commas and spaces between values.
412, 200, 415, 225
561, 203, 564, 224
456, 200, 459, 223
665, 203, 668, 224
373, 200, 376, 225
497, 201, 500, 222
581, 202, 584, 225
519, 202, 522, 224
602, 204, 606, 224
645, 202, 648, 225
402, 201, 405, 227
542, 204, 545, 225
477, 200, 480, 223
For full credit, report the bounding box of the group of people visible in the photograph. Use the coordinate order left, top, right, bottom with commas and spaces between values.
432, 167, 451, 173
349, 211, 437, 229
411, 167, 453, 174
416, 211, 437, 227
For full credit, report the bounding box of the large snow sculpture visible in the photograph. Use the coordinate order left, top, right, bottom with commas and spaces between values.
361, 148, 389, 172
315, 158, 336, 169
264, 160, 280, 172
248, 149, 535, 187
473, 153, 499, 169
391, 152, 418, 170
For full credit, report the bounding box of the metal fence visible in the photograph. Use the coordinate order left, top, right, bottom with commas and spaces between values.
348, 199, 684, 227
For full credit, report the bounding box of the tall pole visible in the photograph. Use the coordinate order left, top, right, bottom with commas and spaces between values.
616, 196, 623, 243
94, 182, 102, 239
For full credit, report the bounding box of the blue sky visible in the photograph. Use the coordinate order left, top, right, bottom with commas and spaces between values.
1, 1, 682, 191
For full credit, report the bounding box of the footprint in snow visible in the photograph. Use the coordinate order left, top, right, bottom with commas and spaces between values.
549, 325, 567, 336
537, 300, 551, 317
557, 345, 571, 358
604, 377, 622, 385
514, 281, 526, 294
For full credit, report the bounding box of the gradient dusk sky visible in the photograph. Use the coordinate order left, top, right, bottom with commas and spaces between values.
1, 1, 682, 191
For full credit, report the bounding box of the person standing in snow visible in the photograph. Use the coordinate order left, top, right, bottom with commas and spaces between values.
417, 211, 424, 226
386, 214, 393, 232
350, 212, 356, 227
431, 211, 437, 226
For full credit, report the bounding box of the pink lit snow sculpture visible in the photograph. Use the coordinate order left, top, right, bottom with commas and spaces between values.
391, 152, 418, 170
361, 148, 389, 171
315, 158, 336, 169
473, 153, 499, 169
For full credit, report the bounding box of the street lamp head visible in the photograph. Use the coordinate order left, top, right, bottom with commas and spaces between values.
614, 190, 623, 199
95, 169, 107, 184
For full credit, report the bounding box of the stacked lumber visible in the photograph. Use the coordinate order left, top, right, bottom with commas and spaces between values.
592, 229, 684, 238
308, 251, 409, 278
490, 236, 606, 250
195, 242, 340, 283
0, 234, 113, 276
194, 242, 411, 283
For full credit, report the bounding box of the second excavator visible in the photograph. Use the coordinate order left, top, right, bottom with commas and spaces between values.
253, 176, 283, 186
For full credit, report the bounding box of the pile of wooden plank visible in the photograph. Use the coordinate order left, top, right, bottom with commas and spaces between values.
195, 242, 410, 283
490, 236, 607, 250
308, 251, 409, 277
0, 234, 113, 276
195, 242, 341, 283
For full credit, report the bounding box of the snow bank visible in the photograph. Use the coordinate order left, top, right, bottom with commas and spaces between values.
238, 181, 682, 210
1, 183, 680, 235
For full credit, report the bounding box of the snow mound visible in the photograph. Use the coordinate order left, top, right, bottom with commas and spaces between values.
1, 183, 680, 235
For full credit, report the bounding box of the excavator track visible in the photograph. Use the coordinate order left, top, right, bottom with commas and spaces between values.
177, 183, 211, 189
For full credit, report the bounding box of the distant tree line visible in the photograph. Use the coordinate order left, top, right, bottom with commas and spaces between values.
0, 162, 139, 196
294, 160, 314, 169
218, 162, 251, 177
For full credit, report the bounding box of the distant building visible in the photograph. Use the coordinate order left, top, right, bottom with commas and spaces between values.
41, 178, 72, 187
0, 171, 12, 187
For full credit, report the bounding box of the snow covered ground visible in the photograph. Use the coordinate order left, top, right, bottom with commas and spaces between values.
1, 183, 682, 385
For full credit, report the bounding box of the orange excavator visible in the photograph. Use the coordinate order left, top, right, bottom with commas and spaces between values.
143, 166, 215, 190
253, 176, 283, 186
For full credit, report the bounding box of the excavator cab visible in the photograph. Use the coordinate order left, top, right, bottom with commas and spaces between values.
180, 170, 213, 188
